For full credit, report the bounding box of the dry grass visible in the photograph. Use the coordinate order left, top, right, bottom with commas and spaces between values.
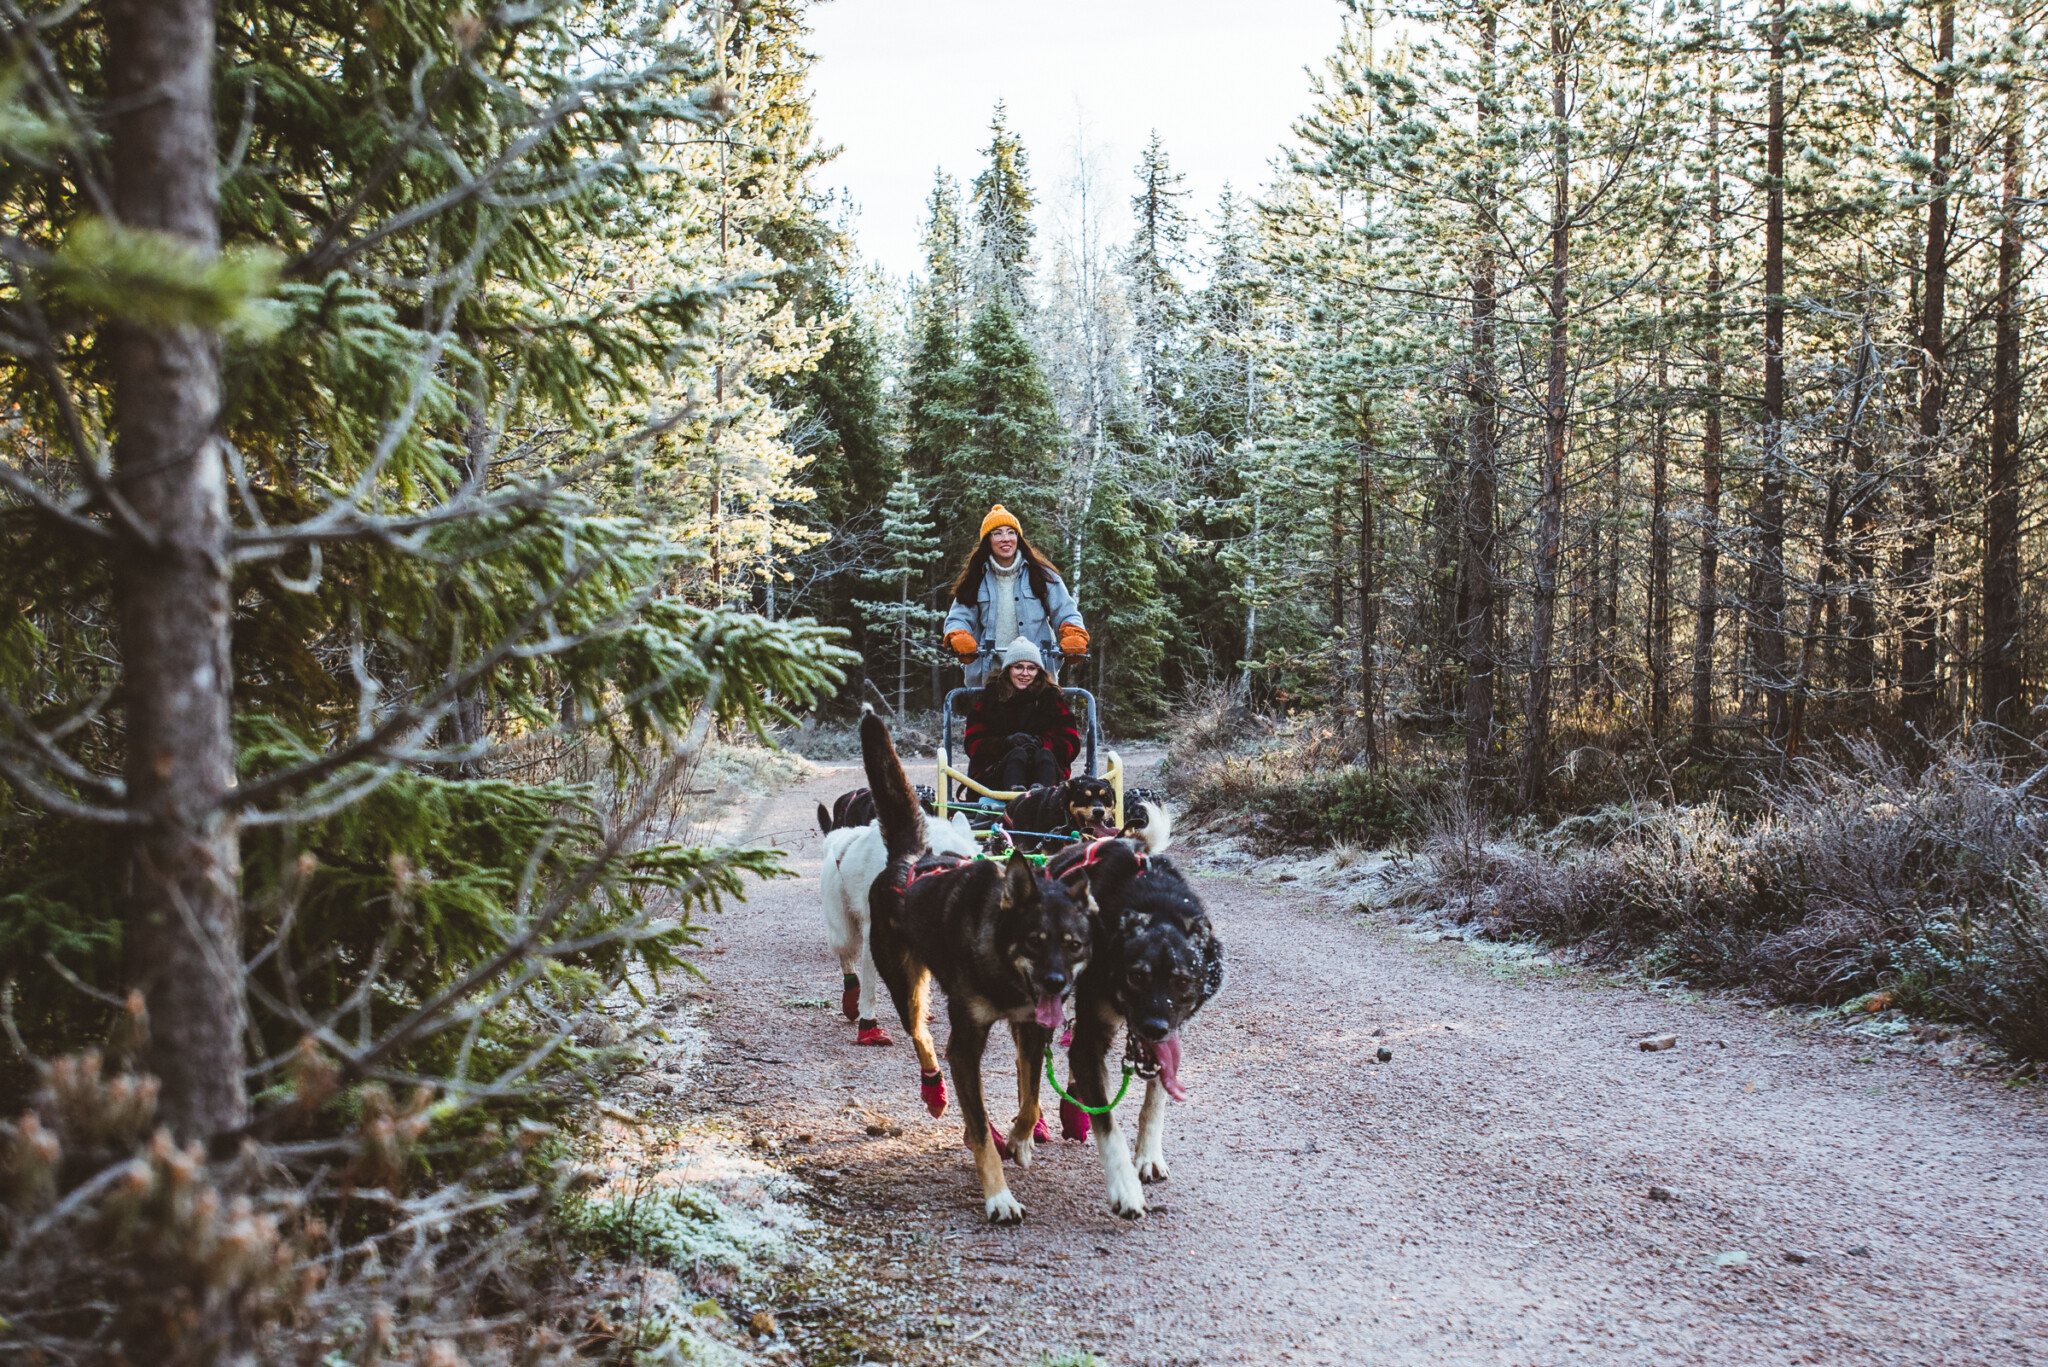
1395, 739, 2048, 1061
1165, 685, 1442, 852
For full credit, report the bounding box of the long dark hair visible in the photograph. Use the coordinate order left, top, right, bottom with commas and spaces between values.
949, 529, 1062, 610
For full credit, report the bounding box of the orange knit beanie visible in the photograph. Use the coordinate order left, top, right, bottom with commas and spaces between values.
978, 505, 1023, 540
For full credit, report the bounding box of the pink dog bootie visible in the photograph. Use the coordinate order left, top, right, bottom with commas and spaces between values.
920, 1070, 948, 1118
1033, 1116, 1053, 1144
1059, 1097, 1091, 1142
964, 1128, 1012, 1161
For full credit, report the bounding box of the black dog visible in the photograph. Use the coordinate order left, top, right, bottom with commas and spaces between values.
1004, 775, 1119, 851
1047, 836, 1223, 1220
860, 709, 1095, 1225
818, 784, 942, 834
816, 786, 878, 835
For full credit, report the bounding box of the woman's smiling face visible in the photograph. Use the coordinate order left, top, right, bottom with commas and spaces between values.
1007, 659, 1040, 690
988, 526, 1019, 561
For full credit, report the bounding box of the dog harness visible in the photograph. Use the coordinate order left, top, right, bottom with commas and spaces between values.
1060, 836, 1149, 879
895, 854, 969, 892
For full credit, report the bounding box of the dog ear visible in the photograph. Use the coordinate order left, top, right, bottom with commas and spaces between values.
1196, 928, 1225, 1005
1057, 861, 1093, 908
1002, 850, 1040, 909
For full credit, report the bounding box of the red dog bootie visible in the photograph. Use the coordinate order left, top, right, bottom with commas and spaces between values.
856, 1020, 893, 1046
1059, 1097, 1091, 1142
920, 1070, 948, 1118
1032, 1116, 1053, 1144
964, 1128, 1011, 1161
840, 973, 860, 1023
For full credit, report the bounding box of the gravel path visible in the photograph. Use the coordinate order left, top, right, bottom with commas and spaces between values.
683, 758, 2048, 1367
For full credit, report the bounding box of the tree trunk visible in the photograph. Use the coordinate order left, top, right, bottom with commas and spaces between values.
1359, 442, 1380, 766
1650, 344, 1672, 738
1601, 439, 1621, 711
1785, 473, 1845, 763
1689, 45, 1725, 759
109, 0, 245, 1142
1522, 0, 1570, 808
1330, 478, 1346, 707
1902, 0, 1954, 746
1756, 0, 1789, 746
1982, 41, 2024, 728
1460, 4, 1501, 792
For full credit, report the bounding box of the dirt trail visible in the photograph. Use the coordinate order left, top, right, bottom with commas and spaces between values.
680, 758, 2048, 1366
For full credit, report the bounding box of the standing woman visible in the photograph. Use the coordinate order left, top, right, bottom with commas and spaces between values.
942, 506, 1088, 685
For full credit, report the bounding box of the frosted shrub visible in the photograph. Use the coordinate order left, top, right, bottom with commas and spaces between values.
1405, 740, 2048, 1060
560, 1177, 801, 1290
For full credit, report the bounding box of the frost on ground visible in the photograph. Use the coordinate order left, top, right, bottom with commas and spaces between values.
563, 744, 829, 1366
562, 1115, 818, 1365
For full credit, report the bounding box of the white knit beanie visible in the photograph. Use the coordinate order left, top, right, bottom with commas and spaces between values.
998, 637, 1044, 672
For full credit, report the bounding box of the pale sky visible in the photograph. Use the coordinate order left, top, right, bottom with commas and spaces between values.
804, 0, 1352, 280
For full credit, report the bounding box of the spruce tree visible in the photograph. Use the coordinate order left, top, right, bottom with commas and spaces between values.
1126, 131, 1194, 431
922, 169, 973, 333
972, 101, 1038, 313
950, 297, 1066, 553
856, 471, 946, 715
0, 0, 851, 1138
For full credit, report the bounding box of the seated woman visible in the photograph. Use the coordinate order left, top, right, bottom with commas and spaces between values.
943, 506, 1088, 686
963, 639, 1080, 792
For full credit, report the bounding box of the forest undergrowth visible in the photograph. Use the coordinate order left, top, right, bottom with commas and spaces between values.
1166, 690, 2048, 1067
1, 736, 823, 1366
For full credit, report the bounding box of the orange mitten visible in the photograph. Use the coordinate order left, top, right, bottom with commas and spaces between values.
1058, 624, 1089, 656
946, 629, 978, 658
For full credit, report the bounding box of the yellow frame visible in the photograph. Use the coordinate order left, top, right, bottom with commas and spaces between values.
936, 747, 1123, 838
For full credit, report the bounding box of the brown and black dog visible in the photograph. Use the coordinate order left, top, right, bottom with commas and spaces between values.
1003, 775, 1118, 850
1048, 834, 1222, 1220
859, 710, 1095, 1224
1005, 778, 1172, 855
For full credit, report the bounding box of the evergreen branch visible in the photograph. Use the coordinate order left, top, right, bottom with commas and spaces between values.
0, 754, 140, 824
0, 693, 125, 799
229, 400, 701, 559
347, 706, 719, 1072
223, 555, 609, 814
12, 311, 164, 549
294, 48, 691, 281
0, 457, 113, 543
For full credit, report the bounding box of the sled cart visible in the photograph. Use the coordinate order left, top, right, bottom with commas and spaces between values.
935, 648, 1123, 841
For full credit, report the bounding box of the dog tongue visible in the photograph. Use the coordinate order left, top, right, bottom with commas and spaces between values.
1034, 995, 1065, 1029
1086, 823, 1119, 838
1145, 1032, 1188, 1101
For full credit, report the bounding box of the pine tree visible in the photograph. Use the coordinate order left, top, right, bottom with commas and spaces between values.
856, 471, 946, 715
972, 101, 1038, 313
1126, 131, 1194, 430
0, 0, 852, 1138
922, 169, 972, 333
949, 297, 1066, 553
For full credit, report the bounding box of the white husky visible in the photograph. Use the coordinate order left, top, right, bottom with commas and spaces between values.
820, 809, 980, 1044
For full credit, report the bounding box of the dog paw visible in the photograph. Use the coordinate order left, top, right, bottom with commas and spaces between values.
985, 1190, 1027, 1225
1008, 1130, 1035, 1169
1136, 1154, 1171, 1185
1105, 1168, 1147, 1220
